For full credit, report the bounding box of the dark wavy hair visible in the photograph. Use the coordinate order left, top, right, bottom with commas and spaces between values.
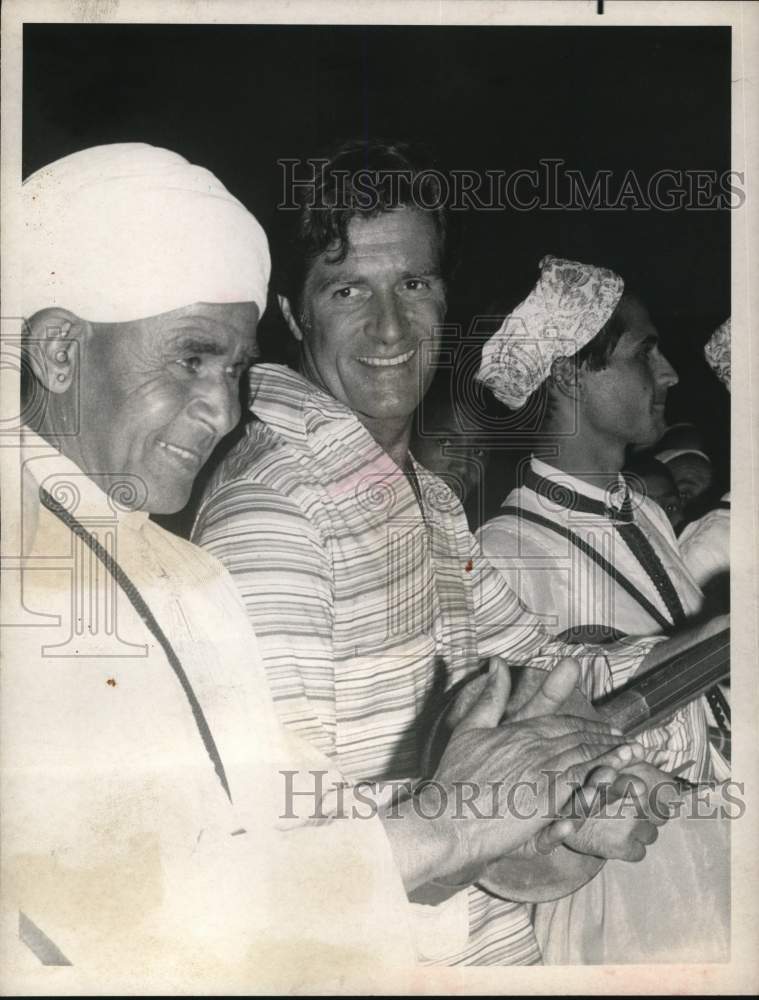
272, 139, 458, 318
573, 291, 635, 371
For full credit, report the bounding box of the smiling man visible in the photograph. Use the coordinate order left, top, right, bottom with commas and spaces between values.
191, 145, 722, 967
280, 204, 446, 466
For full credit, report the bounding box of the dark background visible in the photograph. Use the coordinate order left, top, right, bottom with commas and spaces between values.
24, 23, 732, 518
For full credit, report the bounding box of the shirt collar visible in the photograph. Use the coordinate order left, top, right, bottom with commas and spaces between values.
246, 365, 430, 510
529, 456, 629, 512
247, 363, 362, 447
20, 426, 151, 529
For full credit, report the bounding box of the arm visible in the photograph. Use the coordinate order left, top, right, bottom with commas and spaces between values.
471, 531, 662, 699
193, 478, 338, 757
477, 517, 570, 636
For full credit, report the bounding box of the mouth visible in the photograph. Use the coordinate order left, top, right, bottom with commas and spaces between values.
356, 348, 416, 369
156, 438, 204, 471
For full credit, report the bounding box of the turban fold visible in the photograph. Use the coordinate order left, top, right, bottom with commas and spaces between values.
476, 255, 624, 409
22, 143, 270, 323
704, 318, 731, 392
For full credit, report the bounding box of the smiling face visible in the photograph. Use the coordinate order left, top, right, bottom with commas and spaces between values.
76, 301, 258, 513
285, 208, 447, 440
579, 297, 678, 449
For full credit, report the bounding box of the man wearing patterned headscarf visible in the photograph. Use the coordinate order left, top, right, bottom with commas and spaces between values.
477, 256, 729, 964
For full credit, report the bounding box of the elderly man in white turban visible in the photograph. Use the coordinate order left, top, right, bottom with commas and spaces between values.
1, 147, 648, 992
476, 256, 730, 964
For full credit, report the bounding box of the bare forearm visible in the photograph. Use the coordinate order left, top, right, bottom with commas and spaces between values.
379, 796, 462, 893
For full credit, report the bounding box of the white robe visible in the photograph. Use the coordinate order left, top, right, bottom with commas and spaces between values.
477, 458, 730, 965
1, 431, 416, 994
679, 493, 730, 589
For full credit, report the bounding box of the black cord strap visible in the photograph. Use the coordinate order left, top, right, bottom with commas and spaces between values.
40, 486, 232, 802
499, 504, 673, 632
507, 483, 731, 750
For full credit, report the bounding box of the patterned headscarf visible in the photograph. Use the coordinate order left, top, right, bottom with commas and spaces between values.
704, 318, 730, 392
476, 255, 624, 409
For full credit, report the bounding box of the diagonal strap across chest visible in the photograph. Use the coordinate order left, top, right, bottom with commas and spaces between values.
39, 486, 232, 802
521, 466, 685, 628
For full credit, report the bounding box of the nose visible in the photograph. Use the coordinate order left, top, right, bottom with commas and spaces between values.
186, 374, 240, 438
370, 291, 406, 347
655, 348, 679, 388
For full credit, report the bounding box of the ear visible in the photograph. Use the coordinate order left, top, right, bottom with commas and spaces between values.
278, 294, 305, 343
25, 308, 86, 394
548, 355, 582, 400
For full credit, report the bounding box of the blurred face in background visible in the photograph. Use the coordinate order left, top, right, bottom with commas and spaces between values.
667, 453, 714, 506
640, 469, 685, 532
412, 405, 489, 502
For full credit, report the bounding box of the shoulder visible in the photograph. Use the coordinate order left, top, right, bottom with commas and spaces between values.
145, 518, 237, 586
195, 421, 325, 532
680, 506, 729, 548
209, 418, 312, 494
477, 490, 560, 560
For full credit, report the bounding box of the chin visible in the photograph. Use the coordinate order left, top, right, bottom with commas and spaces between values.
144, 483, 193, 516
360, 397, 420, 424
634, 423, 664, 448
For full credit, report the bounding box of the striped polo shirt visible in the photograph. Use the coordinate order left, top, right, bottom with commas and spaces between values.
193, 363, 658, 966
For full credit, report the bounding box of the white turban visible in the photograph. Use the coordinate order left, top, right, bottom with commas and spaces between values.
704, 317, 730, 392
476, 255, 625, 409
22, 143, 270, 323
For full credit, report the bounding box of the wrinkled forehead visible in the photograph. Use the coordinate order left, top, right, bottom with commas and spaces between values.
325, 208, 442, 270
90, 301, 260, 358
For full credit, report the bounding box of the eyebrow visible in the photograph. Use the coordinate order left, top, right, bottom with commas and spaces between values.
315, 274, 367, 293
315, 267, 443, 294
169, 333, 255, 366
636, 333, 659, 349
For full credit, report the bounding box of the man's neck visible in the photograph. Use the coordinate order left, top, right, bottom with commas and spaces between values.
356, 413, 413, 469
36, 411, 92, 478
543, 431, 626, 491
298, 355, 413, 469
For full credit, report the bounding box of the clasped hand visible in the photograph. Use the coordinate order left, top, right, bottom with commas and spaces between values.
429, 657, 650, 884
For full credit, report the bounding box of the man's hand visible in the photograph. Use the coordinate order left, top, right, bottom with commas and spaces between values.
429, 658, 645, 882
506, 659, 678, 863
558, 763, 673, 862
